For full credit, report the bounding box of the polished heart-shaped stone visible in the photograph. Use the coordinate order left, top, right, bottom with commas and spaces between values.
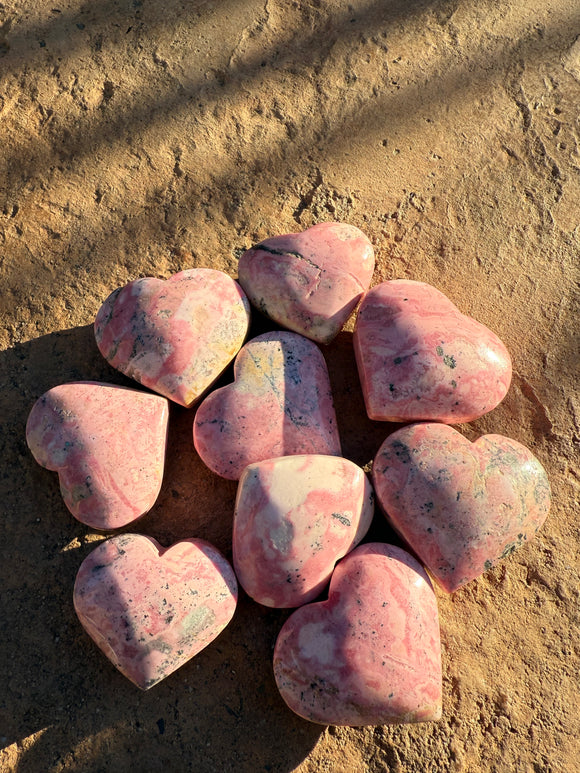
353, 280, 512, 422
26, 382, 169, 530
238, 222, 375, 344
233, 455, 374, 608
193, 332, 341, 480
94, 268, 251, 407
273, 542, 442, 726
74, 534, 238, 690
372, 423, 551, 592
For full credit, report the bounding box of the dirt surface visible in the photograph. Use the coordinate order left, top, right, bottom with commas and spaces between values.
1, 0, 579, 771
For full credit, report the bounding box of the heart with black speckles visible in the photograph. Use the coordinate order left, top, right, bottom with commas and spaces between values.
273, 542, 442, 726
238, 221, 375, 344
372, 423, 551, 593
94, 268, 250, 407
74, 533, 238, 690
233, 454, 374, 608
193, 331, 341, 480
354, 279, 512, 423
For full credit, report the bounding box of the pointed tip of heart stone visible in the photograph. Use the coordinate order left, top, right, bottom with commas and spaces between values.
73, 534, 238, 690
372, 423, 551, 592
238, 222, 375, 344
26, 382, 169, 530
273, 542, 442, 726
353, 280, 512, 423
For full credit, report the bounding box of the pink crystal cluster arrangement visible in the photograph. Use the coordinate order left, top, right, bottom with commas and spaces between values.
26, 222, 551, 727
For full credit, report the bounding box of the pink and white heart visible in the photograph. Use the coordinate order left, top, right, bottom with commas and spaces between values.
372, 423, 551, 592
273, 542, 442, 726
193, 331, 341, 480
233, 455, 374, 608
94, 268, 251, 407
74, 534, 238, 690
354, 280, 512, 423
238, 221, 375, 344
26, 382, 169, 530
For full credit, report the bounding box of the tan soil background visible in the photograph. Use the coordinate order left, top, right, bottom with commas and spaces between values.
1, 0, 579, 771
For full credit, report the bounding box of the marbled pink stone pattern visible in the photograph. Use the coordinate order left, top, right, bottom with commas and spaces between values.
193, 332, 341, 480
273, 542, 442, 726
94, 268, 251, 407
233, 455, 374, 608
238, 222, 375, 344
26, 382, 169, 530
353, 280, 512, 422
74, 534, 238, 690
372, 423, 551, 593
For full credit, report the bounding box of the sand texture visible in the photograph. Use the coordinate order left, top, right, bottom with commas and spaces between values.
1, 0, 579, 771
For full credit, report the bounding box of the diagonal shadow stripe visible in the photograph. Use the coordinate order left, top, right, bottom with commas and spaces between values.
0, 0, 437, 188
1, 4, 577, 303
0, 0, 220, 75
0, 0, 433, 79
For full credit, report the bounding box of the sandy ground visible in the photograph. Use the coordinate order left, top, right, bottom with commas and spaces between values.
1, 0, 579, 771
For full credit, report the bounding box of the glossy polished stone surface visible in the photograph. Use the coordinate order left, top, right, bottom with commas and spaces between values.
273, 542, 442, 726
353, 280, 512, 422
74, 534, 238, 690
26, 382, 169, 530
94, 268, 251, 407
233, 455, 374, 608
373, 423, 551, 593
193, 331, 341, 480
238, 222, 375, 344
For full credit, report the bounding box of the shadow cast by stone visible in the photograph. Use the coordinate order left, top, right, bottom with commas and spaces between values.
0, 324, 324, 772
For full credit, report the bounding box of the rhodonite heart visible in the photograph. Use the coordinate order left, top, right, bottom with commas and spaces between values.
193, 332, 341, 480
238, 222, 375, 344
233, 455, 374, 608
372, 423, 551, 592
26, 382, 169, 530
273, 542, 442, 726
353, 280, 512, 422
74, 534, 237, 689
94, 268, 251, 407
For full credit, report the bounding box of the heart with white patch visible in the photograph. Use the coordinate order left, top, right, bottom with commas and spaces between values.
193, 331, 341, 480
94, 268, 251, 407
372, 423, 551, 593
233, 455, 374, 608
353, 280, 512, 423
26, 382, 169, 530
238, 222, 375, 344
273, 542, 442, 726
74, 533, 238, 690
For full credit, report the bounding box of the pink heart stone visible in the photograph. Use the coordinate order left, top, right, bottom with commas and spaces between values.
26, 382, 169, 530
193, 332, 341, 480
372, 423, 551, 593
238, 222, 375, 344
94, 268, 251, 407
353, 280, 512, 422
74, 534, 237, 689
233, 455, 374, 608
273, 542, 442, 726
